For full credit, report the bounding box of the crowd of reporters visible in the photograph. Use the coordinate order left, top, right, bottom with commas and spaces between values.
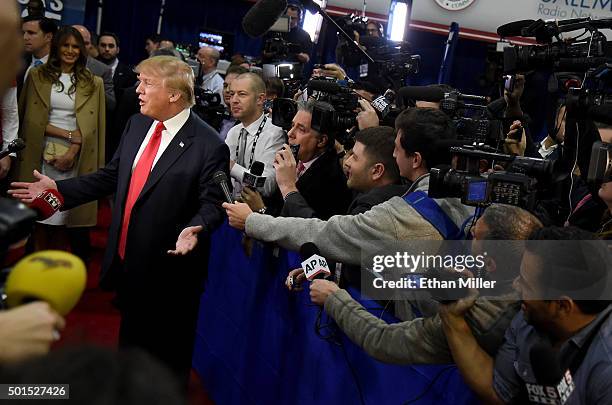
1, 0, 612, 403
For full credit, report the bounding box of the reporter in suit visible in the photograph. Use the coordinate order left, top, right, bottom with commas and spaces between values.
274, 100, 352, 220
14, 26, 105, 253
10, 56, 230, 382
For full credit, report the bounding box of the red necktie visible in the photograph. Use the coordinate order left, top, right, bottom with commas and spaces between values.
118, 121, 165, 259
296, 161, 305, 178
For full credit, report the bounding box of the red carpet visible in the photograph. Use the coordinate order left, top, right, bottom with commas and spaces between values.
52, 199, 214, 405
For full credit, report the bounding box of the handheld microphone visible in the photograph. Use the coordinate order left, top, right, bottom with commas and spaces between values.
0, 138, 26, 160
299, 242, 331, 281
526, 342, 575, 405
4, 250, 87, 316
371, 95, 392, 118
242, 161, 267, 189
213, 171, 234, 204
242, 0, 288, 38
29, 189, 64, 220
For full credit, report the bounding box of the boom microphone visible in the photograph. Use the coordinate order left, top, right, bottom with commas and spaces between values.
299, 242, 331, 281
213, 171, 234, 204
242, 0, 288, 38
0, 138, 26, 160
397, 86, 445, 103
4, 250, 87, 316
29, 189, 64, 220
496, 20, 536, 37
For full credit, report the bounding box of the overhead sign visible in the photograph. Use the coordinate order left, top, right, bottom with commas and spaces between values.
18, 0, 86, 25
411, 0, 612, 42
434, 0, 477, 12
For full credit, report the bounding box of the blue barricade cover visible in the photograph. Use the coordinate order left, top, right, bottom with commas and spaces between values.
193, 222, 478, 405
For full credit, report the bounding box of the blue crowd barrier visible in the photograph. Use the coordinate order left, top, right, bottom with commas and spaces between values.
193, 222, 478, 405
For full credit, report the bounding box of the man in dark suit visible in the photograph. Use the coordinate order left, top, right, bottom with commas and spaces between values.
73, 25, 116, 111
97, 31, 137, 160
272, 100, 352, 220
10, 56, 230, 382
97, 32, 137, 101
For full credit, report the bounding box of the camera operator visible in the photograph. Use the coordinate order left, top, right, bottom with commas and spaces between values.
262, 1, 312, 64
196, 46, 224, 103
226, 72, 285, 198
307, 204, 541, 362
441, 226, 612, 404
223, 108, 472, 257
270, 100, 352, 219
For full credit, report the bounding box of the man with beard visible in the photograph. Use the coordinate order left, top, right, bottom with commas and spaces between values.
440, 226, 612, 404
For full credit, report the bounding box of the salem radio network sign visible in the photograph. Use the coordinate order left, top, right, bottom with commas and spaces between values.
434, 0, 477, 11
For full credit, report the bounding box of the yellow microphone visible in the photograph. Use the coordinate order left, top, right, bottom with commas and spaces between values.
4, 251, 87, 316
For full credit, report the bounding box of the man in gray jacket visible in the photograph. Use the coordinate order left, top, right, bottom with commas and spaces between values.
309, 204, 542, 364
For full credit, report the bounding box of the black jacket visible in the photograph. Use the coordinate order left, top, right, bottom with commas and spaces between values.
112, 61, 137, 101
280, 148, 352, 220
57, 112, 229, 290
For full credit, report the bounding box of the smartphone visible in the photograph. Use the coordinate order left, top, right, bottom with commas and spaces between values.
504, 74, 516, 93
289, 144, 300, 161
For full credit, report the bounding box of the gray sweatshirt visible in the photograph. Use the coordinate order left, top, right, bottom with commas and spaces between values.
325, 289, 520, 364
245, 175, 473, 265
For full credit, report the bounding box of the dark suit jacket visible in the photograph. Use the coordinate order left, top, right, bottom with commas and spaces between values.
104, 63, 137, 161
87, 57, 116, 111
280, 148, 352, 220
112, 61, 137, 102
57, 112, 229, 290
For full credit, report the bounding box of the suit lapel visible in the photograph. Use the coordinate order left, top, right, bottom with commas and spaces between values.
136, 114, 195, 201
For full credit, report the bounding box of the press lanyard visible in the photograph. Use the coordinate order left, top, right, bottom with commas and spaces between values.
235, 116, 267, 170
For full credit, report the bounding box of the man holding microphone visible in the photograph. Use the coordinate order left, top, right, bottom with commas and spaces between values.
10, 56, 230, 382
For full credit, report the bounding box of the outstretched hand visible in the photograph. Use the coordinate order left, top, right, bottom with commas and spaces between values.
8, 170, 57, 204
222, 201, 253, 231
168, 225, 204, 255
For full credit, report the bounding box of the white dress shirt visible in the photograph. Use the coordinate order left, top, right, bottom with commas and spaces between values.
132, 108, 191, 170
109, 58, 119, 78
225, 113, 285, 197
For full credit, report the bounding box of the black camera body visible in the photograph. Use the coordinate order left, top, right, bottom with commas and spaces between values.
0, 198, 37, 260
264, 36, 303, 62
429, 146, 554, 209
193, 88, 226, 131
588, 141, 612, 186
439, 91, 501, 146
307, 79, 360, 148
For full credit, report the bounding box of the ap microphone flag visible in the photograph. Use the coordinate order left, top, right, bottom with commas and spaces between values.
300, 242, 331, 281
